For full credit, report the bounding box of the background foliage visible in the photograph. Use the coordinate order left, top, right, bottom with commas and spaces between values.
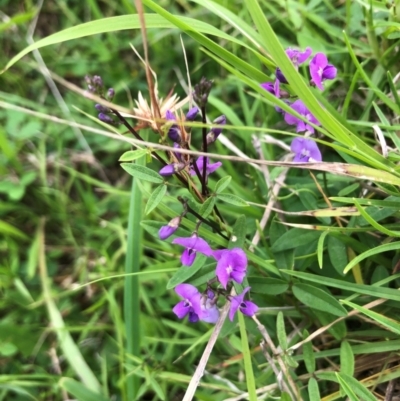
1, 0, 400, 400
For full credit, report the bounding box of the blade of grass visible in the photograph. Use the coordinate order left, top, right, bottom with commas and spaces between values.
124, 152, 146, 399
38, 218, 101, 393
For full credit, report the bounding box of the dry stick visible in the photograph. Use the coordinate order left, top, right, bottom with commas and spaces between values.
134, 0, 161, 124
252, 316, 300, 400
182, 300, 231, 401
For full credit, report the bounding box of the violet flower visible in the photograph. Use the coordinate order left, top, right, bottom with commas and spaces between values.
309, 53, 337, 90
284, 100, 320, 133
190, 157, 222, 176
186, 106, 199, 121
173, 284, 202, 323
164, 110, 181, 143
276, 47, 312, 83
290, 137, 322, 162
199, 292, 219, 323
213, 248, 247, 289
260, 80, 280, 98
159, 162, 185, 176
172, 235, 213, 266
159, 217, 181, 240
229, 287, 258, 321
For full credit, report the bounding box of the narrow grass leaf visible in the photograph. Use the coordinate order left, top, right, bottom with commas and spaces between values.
121, 163, 163, 184
276, 312, 288, 351
343, 242, 400, 274
342, 300, 400, 335
217, 193, 248, 207
337, 373, 378, 401
145, 184, 167, 215
59, 378, 109, 401
317, 231, 329, 269
0, 220, 29, 240
292, 284, 347, 317
340, 341, 354, 376
167, 255, 208, 289
302, 330, 315, 374
238, 312, 257, 401
308, 377, 320, 401
283, 270, 400, 301
336, 373, 358, 401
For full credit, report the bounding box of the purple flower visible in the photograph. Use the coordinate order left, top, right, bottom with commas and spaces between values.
159, 217, 181, 240
229, 287, 258, 321
260, 80, 280, 98
286, 47, 312, 65
284, 100, 320, 133
164, 110, 181, 142
213, 248, 247, 289
290, 137, 322, 162
190, 157, 222, 176
172, 284, 219, 323
309, 53, 337, 90
165, 110, 176, 121
173, 284, 202, 322
159, 163, 185, 176
172, 235, 213, 266
186, 106, 199, 121
275, 47, 312, 83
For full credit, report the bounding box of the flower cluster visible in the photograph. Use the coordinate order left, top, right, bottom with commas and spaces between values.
261, 48, 337, 162
159, 229, 258, 323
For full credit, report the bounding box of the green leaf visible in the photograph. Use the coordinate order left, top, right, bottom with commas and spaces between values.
145, 184, 167, 215
247, 277, 288, 295
167, 254, 208, 289
344, 241, 400, 274
337, 373, 378, 401
292, 284, 347, 317
199, 196, 216, 218
340, 340, 354, 377
276, 312, 287, 351
327, 236, 348, 275
229, 215, 247, 249
283, 270, 400, 302
342, 300, 400, 335
120, 163, 163, 184
308, 377, 320, 401
0, 220, 29, 240
317, 231, 329, 269
270, 219, 294, 269
271, 228, 320, 252
217, 193, 249, 207
302, 329, 315, 374
336, 373, 361, 401
214, 176, 232, 193
59, 378, 109, 401
119, 149, 148, 162
278, 392, 292, 401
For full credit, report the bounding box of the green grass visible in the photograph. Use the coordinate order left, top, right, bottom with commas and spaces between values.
1, 0, 400, 400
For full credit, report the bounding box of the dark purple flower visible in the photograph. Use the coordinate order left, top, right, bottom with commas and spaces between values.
159, 163, 185, 177
95, 104, 108, 113
193, 77, 213, 107
186, 106, 199, 121
290, 137, 322, 162
284, 100, 320, 133
309, 53, 337, 90
260, 80, 280, 98
159, 217, 181, 240
172, 235, 213, 266
190, 157, 222, 176
98, 113, 114, 124
107, 88, 115, 101
213, 248, 247, 289
173, 142, 182, 161
229, 287, 258, 321
173, 284, 202, 322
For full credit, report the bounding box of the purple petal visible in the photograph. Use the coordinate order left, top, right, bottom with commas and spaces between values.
230, 269, 246, 284
216, 263, 230, 289
322, 64, 337, 80
296, 120, 308, 133
290, 100, 308, 115
275, 68, 288, 84
200, 300, 219, 323
212, 249, 227, 261
168, 126, 181, 142
290, 137, 306, 153
297, 47, 313, 64
229, 287, 251, 321
260, 82, 275, 94
175, 283, 199, 299
310, 53, 328, 90
240, 301, 258, 317
173, 300, 190, 319
188, 310, 200, 323
206, 161, 222, 175
158, 225, 177, 240
159, 164, 175, 176
181, 248, 197, 266
165, 110, 176, 121
186, 106, 199, 121
291, 138, 322, 162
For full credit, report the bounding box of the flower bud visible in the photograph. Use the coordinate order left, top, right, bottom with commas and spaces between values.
193, 77, 213, 107
186, 106, 199, 121
95, 104, 108, 113
168, 126, 181, 143
275, 68, 288, 84
107, 88, 115, 101
98, 113, 114, 124
158, 216, 181, 240
159, 163, 185, 176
